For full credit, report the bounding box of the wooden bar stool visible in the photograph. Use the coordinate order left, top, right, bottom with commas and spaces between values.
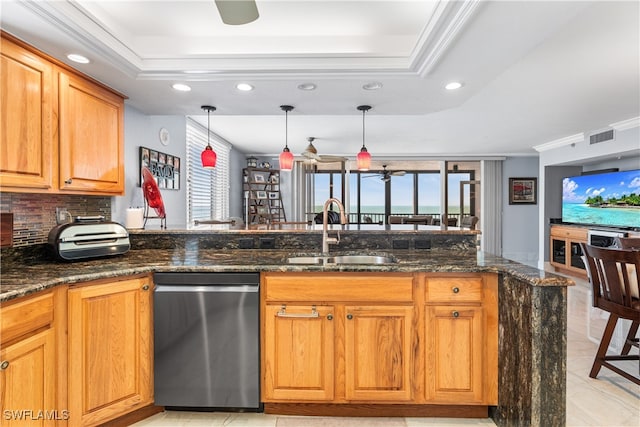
581, 243, 640, 385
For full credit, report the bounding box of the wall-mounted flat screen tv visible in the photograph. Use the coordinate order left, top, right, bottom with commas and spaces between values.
562, 169, 640, 230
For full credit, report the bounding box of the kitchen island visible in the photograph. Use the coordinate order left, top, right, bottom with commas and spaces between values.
0, 228, 572, 427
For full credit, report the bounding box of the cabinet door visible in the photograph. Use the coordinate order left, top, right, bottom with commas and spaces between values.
425, 305, 483, 403
344, 305, 413, 401
0, 38, 54, 191
68, 277, 152, 427
0, 329, 56, 427
58, 72, 124, 194
263, 304, 335, 401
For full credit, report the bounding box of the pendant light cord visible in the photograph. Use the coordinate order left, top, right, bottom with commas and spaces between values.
362, 108, 366, 149
207, 109, 211, 147
285, 108, 289, 149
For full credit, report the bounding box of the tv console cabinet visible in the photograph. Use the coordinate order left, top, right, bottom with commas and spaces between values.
549, 225, 588, 279
550, 224, 640, 279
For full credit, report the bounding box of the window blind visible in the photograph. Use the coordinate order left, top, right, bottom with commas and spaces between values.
186, 117, 231, 224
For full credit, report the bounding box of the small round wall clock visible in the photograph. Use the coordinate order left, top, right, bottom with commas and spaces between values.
159, 127, 170, 146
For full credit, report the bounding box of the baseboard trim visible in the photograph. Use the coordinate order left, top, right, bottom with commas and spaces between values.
263, 403, 488, 418
100, 404, 164, 426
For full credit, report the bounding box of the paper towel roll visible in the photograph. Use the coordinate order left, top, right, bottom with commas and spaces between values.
126, 208, 144, 229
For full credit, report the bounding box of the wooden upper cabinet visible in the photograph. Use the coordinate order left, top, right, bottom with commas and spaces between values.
58, 72, 124, 194
0, 37, 55, 191
0, 32, 125, 195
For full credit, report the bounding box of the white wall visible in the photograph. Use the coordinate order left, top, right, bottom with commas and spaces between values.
112, 106, 187, 228
113, 105, 252, 228
537, 124, 640, 268
501, 156, 540, 266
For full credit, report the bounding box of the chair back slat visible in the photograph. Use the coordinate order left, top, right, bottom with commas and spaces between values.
581, 244, 640, 317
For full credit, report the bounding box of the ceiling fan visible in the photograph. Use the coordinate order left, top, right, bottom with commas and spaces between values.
301, 137, 348, 164
215, 0, 259, 25
364, 165, 407, 182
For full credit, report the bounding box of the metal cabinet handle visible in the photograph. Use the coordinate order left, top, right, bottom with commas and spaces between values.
0, 360, 9, 370
452, 311, 460, 318
277, 305, 319, 318
326, 314, 333, 321
452, 287, 460, 293
346, 313, 353, 320
142, 284, 150, 291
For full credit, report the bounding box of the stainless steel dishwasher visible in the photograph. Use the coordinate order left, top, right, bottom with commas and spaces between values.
153, 272, 260, 409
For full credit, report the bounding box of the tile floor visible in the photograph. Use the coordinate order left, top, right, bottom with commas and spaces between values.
133, 276, 639, 427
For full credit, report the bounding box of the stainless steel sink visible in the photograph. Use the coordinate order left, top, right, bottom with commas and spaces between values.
287, 254, 395, 265
286, 256, 325, 264
328, 255, 395, 264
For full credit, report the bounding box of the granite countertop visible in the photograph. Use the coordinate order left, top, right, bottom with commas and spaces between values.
0, 248, 573, 302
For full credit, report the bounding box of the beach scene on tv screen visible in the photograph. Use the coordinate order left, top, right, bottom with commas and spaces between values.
562, 170, 640, 228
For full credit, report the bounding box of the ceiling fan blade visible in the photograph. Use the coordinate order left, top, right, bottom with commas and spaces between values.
215, 0, 259, 25
302, 151, 321, 161
391, 171, 407, 176
317, 155, 347, 163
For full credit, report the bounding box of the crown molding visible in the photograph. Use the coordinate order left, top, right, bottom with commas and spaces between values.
410, 0, 482, 77
609, 116, 640, 131
533, 133, 584, 152
21, 0, 474, 80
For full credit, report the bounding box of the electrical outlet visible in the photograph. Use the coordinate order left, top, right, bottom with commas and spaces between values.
415, 239, 431, 249
392, 240, 410, 249
56, 207, 71, 224
259, 237, 276, 249
238, 238, 254, 249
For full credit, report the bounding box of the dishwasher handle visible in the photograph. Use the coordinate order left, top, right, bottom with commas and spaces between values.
154, 285, 259, 293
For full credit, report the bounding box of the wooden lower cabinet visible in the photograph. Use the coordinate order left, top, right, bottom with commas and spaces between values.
425, 305, 483, 402
0, 327, 56, 427
344, 305, 413, 401
263, 304, 335, 401
67, 276, 153, 427
424, 273, 498, 405
262, 273, 416, 405
0, 289, 63, 427
262, 272, 498, 413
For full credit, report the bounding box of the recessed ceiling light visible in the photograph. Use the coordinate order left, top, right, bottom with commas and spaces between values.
297, 83, 317, 91
67, 54, 90, 64
445, 81, 463, 90
172, 83, 192, 92
236, 83, 254, 91
362, 81, 383, 90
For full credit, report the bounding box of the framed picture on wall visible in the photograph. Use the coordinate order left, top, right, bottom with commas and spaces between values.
509, 177, 537, 205
139, 146, 180, 190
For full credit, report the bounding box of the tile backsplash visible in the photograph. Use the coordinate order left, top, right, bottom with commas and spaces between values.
0, 193, 111, 247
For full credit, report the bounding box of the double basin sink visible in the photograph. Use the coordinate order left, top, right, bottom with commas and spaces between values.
287, 254, 396, 265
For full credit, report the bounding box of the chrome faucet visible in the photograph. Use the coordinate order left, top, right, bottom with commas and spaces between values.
322, 198, 347, 254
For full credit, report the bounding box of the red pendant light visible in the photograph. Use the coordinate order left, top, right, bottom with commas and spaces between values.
356, 105, 372, 171
201, 105, 217, 169
279, 105, 294, 170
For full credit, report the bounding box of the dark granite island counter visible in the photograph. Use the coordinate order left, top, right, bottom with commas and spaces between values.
0, 228, 572, 427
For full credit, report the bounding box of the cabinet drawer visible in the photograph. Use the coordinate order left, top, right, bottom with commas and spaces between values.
1, 291, 54, 343
425, 275, 483, 303
264, 273, 414, 302
550, 226, 587, 241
